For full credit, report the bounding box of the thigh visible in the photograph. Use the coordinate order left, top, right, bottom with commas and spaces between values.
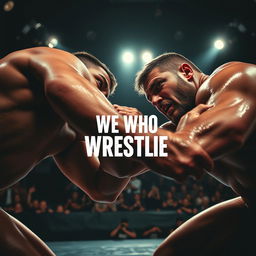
154, 197, 255, 256
0, 208, 55, 256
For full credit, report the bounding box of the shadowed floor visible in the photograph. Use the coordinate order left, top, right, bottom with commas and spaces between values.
47, 239, 162, 256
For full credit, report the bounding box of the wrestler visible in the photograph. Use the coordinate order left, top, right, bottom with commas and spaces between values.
115, 53, 256, 255
0, 47, 211, 255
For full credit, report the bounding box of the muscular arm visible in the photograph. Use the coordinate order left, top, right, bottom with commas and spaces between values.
19, 47, 211, 184
177, 85, 256, 159
7, 47, 144, 201
54, 137, 130, 202
26, 48, 147, 179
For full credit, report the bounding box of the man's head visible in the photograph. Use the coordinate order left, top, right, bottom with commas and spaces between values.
73, 52, 117, 97
135, 52, 202, 124
121, 218, 129, 227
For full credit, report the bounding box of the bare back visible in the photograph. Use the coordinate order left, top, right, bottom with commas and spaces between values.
0, 48, 82, 190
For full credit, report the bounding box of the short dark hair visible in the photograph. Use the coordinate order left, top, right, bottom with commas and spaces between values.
73, 51, 117, 95
135, 52, 202, 94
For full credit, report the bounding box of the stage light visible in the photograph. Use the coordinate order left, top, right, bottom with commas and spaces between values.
47, 37, 58, 48
122, 51, 135, 64
141, 51, 153, 63
3, 1, 14, 12
214, 39, 225, 50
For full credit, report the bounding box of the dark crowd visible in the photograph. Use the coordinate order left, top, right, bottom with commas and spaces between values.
0, 159, 235, 217
0, 158, 236, 239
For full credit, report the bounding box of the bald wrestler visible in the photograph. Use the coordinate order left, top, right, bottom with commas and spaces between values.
0, 47, 212, 255
115, 53, 256, 255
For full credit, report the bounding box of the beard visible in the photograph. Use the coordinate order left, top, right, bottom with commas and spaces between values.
167, 103, 189, 125
170, 76, 196, 124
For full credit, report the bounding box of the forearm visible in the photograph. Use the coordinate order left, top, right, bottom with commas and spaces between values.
55, 140, 130, 203
94, 169, 130, 201
99, 156, 148, 178
110, 227, 120, 237
46, 78, 126, 136
123, 229, 137, 238
176, 116, 245, 160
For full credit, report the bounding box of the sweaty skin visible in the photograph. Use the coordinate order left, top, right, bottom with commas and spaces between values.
0, 47, 211, 255
0, 47, 132, 256
0, 47, 212, 187
143, 61, 256, 256
116, 61, 256, 256
0, 47, 130, 200
144, 62, 256, 208
182, 62, 256, 208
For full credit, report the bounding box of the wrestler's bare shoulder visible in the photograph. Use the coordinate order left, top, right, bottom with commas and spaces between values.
1, 47, 75, 63
0, 47, 87, 77
197, 61, 256, 103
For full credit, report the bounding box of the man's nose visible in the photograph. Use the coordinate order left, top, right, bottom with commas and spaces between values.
151, 95, 162, 106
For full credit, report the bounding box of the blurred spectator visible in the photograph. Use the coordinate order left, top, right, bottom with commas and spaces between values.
107, 203, 117, 212
81, 194, 93, 211
65, 191, 83, 212
146, 185, 162, 211
123, 184, 135, 207
27, 186, 39, 209
142, 226, 162, 239
110, 218, 136, 239
36, 200, 53, 214
170, 185, 177, 195
92, 202, 108, 213
0, 161, 236, 220
176, 184, 188, 200
13, 203, 24, 214
55, 204, 70, 214
115, 193, 130, 211
129, 194, 145, 211
177, 198, 198, 215
12, 182, 27, 203
162, 191, 179, 211
130, 177, 142, 194
195, 191, 210, 211
211, 190, 222, 205
28, 199, 40, 213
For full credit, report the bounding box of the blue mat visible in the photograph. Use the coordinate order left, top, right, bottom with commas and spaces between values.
47, 239, 162, 256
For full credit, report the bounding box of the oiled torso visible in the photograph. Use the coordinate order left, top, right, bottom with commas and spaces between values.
199, 62, 256, 207
0, 53, 75, 190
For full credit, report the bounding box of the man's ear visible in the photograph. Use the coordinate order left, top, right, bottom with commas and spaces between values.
179, 63, 194, 81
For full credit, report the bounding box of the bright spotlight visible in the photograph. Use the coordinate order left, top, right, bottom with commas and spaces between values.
3, 1, 15, 12
214, 39, 225, 50
141, 51, 153, 63
47, 37, 58, 48
48, 43, 54, 48
122, 51, 135, 64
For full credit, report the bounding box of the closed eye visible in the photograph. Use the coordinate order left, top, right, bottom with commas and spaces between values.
96, 77, 106, 90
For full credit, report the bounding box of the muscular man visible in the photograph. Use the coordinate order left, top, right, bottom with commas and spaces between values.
0, 47, 211, 255
116, 53, 256, 255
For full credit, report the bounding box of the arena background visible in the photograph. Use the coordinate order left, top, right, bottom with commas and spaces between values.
1, 0, 255, 255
